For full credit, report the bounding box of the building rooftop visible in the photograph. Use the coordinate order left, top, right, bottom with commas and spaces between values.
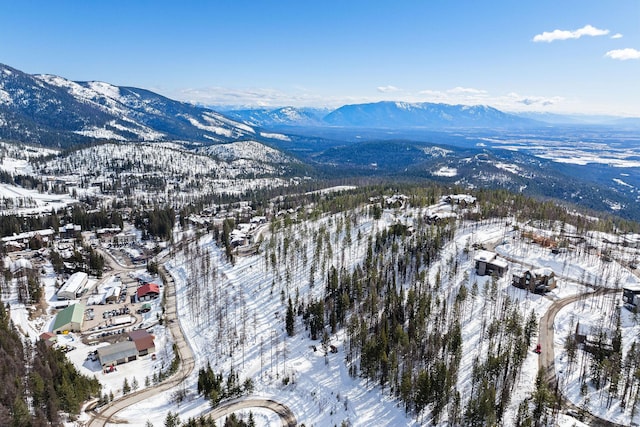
474, 250, 497, 263
128, 329, 155, 352
59, 272, 88, 297
137, 283, 160, 298
52, 303, 85, 331
97, 341, 138, 366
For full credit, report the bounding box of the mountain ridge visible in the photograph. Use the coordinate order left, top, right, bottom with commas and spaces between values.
0, 63, 260, 147
223, 101, 543, 129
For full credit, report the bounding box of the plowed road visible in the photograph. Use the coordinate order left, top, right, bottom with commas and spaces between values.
87, 253, 295, 426
538, 287, 624, 427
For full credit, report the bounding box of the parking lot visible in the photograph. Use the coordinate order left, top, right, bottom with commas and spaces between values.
79, 280, 159, 344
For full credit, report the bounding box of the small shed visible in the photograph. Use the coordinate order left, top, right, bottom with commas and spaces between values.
39, 332, 57, 347
105, 286, 121, 303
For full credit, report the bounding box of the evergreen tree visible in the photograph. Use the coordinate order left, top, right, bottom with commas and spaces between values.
286, 297, 295, 336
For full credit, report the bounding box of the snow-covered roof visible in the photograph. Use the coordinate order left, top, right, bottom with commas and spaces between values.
531, 267, 554, 277
106, 286, 121, 299
58, 223, 81, 233
59, 272, 88, 298
491, 258, 509, 269
11, 258, 33, 272
96, 227, 122, 234
474, 250, 497, 263
1, 228, 55, 242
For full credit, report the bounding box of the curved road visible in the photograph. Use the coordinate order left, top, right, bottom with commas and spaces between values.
88, 261, 196, 426
205, 398, 296, 427
86, 247, 296, 427
539, 287, 625, 427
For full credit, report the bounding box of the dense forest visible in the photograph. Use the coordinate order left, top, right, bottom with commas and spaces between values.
0, 301, 101, 426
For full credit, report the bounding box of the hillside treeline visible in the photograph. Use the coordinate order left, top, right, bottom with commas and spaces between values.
0, 301, 101, 426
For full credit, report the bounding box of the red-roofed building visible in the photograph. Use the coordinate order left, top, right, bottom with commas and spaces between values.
136, 283, 159, 301
39, 332, 57, 347
128, 329, 156, 356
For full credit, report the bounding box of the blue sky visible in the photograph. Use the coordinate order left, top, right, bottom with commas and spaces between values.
2, 1, 639, 115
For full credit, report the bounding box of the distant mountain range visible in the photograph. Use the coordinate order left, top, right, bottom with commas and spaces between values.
224, 102, 541, 129
0, 63, 260, 147
3, 62, 638, 150
1, 63, 639, 221
323, 101, 539, 128
514, 111, 640, 126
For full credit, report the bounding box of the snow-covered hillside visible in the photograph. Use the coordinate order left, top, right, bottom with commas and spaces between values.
33, 142, 300, 203
198, 141, 296, 164
147, 198, 640, 426
0, 140, 303, 214
0, 63, 275, 146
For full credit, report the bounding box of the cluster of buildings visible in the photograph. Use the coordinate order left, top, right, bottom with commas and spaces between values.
1, 228, 56, 252
96, 329, 156, 370
473, 249, 557, 294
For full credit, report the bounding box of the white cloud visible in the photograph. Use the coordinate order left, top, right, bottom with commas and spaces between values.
532, 24, 609, 42
605, 48, 640, 60
611, 33, 623, 39
164, 86, 374, 108
447, 86, 488, 95
376, 85, 400, 93
484, 92, 566, 112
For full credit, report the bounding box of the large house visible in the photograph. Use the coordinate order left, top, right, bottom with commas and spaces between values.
623, 286, 640, 308
474, 250, 508, 277
512, 268, 557, 294
52, 303, 85, 333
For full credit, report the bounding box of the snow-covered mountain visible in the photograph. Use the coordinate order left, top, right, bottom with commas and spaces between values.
224, 106, 328, 127
323, 101, 539, 128
0, 63, 259, 147
222, 103, 538, 129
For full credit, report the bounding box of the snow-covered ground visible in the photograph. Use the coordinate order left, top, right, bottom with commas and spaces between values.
4, 197, 640, 426
112, 203, 640, 426
555, 293, 640, 425
0, 181, 77, 215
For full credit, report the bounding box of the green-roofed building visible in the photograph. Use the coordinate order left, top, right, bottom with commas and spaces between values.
52, 303, 85, 333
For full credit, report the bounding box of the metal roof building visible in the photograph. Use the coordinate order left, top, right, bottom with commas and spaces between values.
52, 303, 85, 333
97, 341, 138, 367
128, 329, 156, 356
58, 272, 89, 300
136, 283, 160, 301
